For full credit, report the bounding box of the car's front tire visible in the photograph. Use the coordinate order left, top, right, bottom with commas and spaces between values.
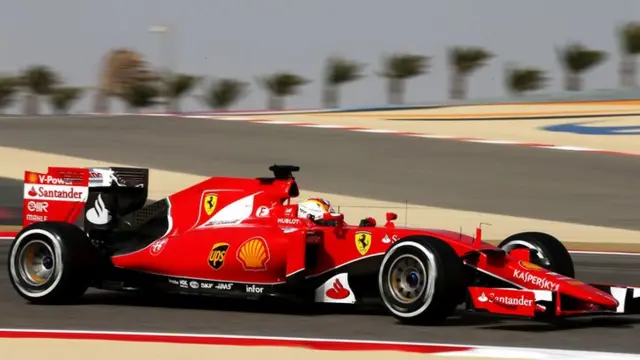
498, 231, 574, 278
378, 235, 465, 325
8, 222, 97, 304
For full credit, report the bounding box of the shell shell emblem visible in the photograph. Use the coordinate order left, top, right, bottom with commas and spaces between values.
27, 173, 38, 183
519, 260, 542, 270
236, 237, 270, 271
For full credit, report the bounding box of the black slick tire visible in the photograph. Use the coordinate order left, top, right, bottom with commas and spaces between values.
378, 235, 465, 325
8, 221, 98, 304
498, 231, 574, 278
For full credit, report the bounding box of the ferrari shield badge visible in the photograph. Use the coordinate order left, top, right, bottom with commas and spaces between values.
355, 231, 371, 255
203, 193, 218, 216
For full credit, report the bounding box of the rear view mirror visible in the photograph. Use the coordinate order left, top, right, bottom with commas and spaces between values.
323, 212, 344, 222
385, 212, 397, 228
322, 212, 345, 236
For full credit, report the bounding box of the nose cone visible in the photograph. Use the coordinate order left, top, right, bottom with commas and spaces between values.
563, 280, 619, 310
589, 289, 619, 309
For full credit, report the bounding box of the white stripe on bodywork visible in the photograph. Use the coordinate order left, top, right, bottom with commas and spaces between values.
197, 191, 262, 228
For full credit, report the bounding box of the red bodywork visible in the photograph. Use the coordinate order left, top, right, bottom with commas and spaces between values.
18, 166, 640, 321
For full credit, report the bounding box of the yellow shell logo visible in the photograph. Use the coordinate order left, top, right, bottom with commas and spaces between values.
236, 237, 270, 271
519, 261, 542, 270
27, 173, 38, 183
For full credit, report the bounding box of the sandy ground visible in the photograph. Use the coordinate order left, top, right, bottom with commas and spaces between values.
0, 338, 527, 360
321, 101, 640, 117
231, 103, 640, 154
2, 146, 640, 248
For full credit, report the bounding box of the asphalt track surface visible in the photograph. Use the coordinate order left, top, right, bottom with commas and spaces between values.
2, 115, 640, 353
1, 116, 640, 230
0, 177, 22, 225
1, 240, 640, 353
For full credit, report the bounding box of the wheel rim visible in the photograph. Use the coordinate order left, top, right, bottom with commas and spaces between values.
501, 240, 550, 268
17, 240, 56, 287
387, 254, 428, 304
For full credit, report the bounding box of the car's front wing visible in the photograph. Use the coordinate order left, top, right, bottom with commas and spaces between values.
466, 284, 640, 320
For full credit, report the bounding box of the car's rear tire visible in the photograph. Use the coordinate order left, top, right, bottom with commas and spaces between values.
8, 221, 98, 304
378, 235, 465, 325
498, 232, 574, 278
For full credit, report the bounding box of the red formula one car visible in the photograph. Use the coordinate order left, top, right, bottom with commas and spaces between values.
7, 165, 640, 324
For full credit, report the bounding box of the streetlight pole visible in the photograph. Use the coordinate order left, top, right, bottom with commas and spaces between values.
148, 25, 172, 75
148, 25, 173, 112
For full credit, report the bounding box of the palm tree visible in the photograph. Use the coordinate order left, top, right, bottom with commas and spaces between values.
120, 82, 160, 112
199, 78, 249, 110
504, 63, 548, 96
322, 56, 365, 108
20, 65, 58, 115
49, 86, 85, 115
448, 46, 493, 100
162, 73, 200, 113
257, 72, 309, 110
618, 22, 640, 87
555, 43, 607, 91
378, 53, 429, 105
94, 48, 157, 113
0, 76, 19, 114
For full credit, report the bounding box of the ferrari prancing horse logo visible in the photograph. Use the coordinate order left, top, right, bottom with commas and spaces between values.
203, 193, 218, 216
355, 231, 371, 256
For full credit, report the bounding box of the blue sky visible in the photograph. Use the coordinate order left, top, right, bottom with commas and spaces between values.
1, 0, 639, 112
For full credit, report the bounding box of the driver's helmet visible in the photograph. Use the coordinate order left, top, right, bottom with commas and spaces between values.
297, 198, 337, 224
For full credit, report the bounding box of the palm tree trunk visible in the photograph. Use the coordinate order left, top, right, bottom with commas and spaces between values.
124, 101, 133, 113
565, 73, 582, 91
322, 85, 338, 108
167, 98, 179, 114
387, 78, 404, 105
449, 72, 466, 100
620, 56, 636, 88
23, 93, 38, 115
93, 90, 109, 114
508, 89, 522, 97
267, 95, 282, 110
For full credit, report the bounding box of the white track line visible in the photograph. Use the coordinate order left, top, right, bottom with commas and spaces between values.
0, 328, 638, 359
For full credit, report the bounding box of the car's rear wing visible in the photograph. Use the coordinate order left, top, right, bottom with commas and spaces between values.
23, 167, 90, 227
23, 166, 149, 229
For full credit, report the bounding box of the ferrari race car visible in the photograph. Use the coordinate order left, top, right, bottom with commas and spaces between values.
7, 164, 640, 325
